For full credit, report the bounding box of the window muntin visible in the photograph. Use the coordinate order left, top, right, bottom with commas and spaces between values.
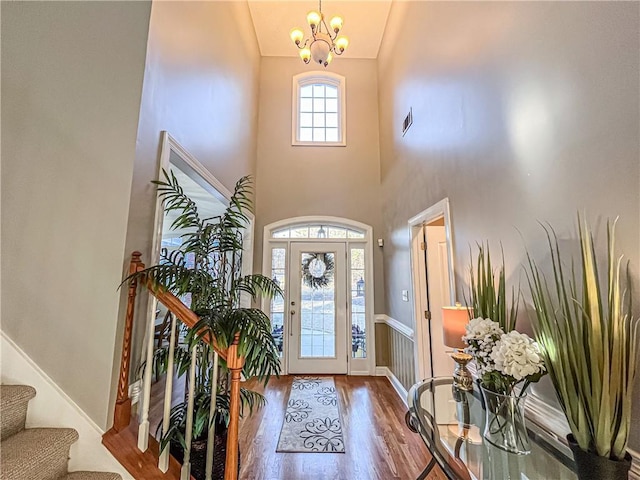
293, 73, 345, 146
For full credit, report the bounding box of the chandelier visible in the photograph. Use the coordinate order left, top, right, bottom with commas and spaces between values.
289, 0, 349, 68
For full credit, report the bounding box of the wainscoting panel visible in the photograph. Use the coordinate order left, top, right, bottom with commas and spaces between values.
389, 327, 415, 391
375, 316, 415, 392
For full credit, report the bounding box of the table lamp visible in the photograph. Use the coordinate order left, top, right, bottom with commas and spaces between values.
442, 303, 473, 391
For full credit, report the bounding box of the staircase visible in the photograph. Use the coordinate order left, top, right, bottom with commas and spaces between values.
1, 385, 122, 480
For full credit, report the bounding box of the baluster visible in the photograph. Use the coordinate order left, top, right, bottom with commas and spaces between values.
137, 296, 158, 451
181, 343, 199, 480
205, 350, 220, 480
158, 312, 178, 473
113, 251, 144, 432
224, 334, 242, 480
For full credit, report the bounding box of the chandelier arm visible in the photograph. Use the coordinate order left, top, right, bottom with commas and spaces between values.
295, 38, 310, 50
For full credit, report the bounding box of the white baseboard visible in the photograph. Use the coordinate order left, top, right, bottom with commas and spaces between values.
1, 331, 132, 479
376, 366, 408, 407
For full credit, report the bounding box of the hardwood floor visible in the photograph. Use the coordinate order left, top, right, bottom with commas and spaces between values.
237, 375, 447, 480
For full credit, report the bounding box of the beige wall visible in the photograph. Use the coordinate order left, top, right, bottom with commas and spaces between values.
1, 1, 150, 429
254, 57, 385, 313
378, 2, 639, 448
116, 0, 262, 405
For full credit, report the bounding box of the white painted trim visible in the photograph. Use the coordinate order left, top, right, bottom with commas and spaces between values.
408, 198, 456, 384
374, 314, 414, 340
375, 366, 408, 407
291, 71, 346, 147
629, 449, 640, 480
263, 216, 376, 376
1, 332, 132, 478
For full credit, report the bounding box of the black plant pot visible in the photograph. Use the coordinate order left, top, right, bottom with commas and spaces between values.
170, 426, 240, 480
567, 434, 632, 480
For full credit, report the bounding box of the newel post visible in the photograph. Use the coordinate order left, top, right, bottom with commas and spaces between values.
224, 333, 243, 480
113, 251, 145, 432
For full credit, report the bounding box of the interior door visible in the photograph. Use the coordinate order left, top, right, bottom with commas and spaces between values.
425, 224, 454, 377
288, 242, 347, 374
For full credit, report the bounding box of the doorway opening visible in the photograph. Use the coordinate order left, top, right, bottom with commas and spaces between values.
262, 216, 375, 376
408, 199, 456, 382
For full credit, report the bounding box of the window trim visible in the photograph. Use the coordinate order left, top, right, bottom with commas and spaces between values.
292, 71, 346, 147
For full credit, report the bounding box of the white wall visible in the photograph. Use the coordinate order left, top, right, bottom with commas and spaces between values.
377, 1, 639, 449
254, 57, 385, 312
1, 1, 151, 430
114, 0, 262, 412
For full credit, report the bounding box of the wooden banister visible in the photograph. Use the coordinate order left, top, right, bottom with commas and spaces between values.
143, 278, 227, 361
112, 251, 241, 478
113, 251, 145, 432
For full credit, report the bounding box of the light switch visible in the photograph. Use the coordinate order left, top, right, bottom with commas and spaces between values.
402, 290, 409, 302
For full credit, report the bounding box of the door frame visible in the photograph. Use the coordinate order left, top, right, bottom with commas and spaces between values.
262, 216, 376, 376
408, 199, 456, 382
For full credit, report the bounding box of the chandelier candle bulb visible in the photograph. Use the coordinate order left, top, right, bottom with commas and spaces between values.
329, 16, 343, 33
299, 48, 311, 64
307, 10, 321, 29
290, 28, 304, 45
335, 37, 349, 53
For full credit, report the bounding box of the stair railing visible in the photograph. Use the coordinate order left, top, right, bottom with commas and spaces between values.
113, 251, 243, 480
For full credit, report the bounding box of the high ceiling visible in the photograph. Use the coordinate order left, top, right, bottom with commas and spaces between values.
247, 1, 393, 59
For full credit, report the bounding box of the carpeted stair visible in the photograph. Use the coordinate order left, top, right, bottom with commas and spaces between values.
0, 385, 122, 480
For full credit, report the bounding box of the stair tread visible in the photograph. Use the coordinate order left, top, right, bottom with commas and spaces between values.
0, 385, 37, 407
1, 385, 37, 441
61, 472, 122, 480
1, 427, 79, 480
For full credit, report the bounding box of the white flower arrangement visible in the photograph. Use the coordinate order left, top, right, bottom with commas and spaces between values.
464, 317, 546, 395
462, 317, 504, 375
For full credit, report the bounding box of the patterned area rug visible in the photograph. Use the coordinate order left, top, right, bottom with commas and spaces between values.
276, 376, 345, 453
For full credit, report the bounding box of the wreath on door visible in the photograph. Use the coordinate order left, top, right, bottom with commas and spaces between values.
302, 253, 335, 289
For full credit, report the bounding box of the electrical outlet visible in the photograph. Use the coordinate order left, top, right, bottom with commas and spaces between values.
402, 290, 409, 302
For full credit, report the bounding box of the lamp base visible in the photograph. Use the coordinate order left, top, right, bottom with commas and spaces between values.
451, 351, 473, 391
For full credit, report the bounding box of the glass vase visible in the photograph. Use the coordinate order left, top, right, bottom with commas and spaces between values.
479, 383, 530, 455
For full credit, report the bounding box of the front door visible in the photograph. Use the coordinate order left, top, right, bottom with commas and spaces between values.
288, 242, 347, 374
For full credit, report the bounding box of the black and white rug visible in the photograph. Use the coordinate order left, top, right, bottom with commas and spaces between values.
276, 376, 345, 453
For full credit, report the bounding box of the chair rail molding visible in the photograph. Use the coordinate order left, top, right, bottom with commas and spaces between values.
374, 314, 414, 340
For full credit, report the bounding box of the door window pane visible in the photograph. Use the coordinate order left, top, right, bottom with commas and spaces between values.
300, 252, 336, 358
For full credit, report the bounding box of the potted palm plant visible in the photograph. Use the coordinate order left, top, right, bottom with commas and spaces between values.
133, 171, 281, 480
526, 216, 639, 480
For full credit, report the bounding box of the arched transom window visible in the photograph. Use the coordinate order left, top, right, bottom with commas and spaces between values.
271, 223, 364, 239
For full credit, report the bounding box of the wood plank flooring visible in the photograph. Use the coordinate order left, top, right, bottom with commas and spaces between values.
237, 375, 447, 480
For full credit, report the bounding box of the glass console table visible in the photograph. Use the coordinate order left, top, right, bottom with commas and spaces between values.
407, 377, 577, 480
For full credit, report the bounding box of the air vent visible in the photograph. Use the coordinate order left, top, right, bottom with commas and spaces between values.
402, 108, 413, 136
